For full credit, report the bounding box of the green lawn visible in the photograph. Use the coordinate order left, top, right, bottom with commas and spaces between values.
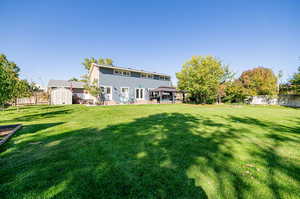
0, 104, 299, 199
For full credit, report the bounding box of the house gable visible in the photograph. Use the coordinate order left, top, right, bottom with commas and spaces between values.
88, 64, 100, 85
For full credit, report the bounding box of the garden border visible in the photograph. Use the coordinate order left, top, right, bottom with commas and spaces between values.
0, 124, 22, 146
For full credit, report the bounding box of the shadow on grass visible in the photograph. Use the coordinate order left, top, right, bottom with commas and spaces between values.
0, 122, 64, 153
0, 109, 73, 124
228, 116, 300, 135
0, 113, 300, 198
227, 115, 300, 198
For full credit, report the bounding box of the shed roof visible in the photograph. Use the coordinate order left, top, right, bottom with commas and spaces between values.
48, 80, 85, 88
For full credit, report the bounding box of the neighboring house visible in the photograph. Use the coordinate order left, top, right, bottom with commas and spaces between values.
48, 80, 93, 105
88, 63, 174, 104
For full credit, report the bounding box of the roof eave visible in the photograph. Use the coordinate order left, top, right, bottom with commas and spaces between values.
93, 63, 171, 77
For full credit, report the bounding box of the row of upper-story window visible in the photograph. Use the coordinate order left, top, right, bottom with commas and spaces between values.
113, 69, 170, 81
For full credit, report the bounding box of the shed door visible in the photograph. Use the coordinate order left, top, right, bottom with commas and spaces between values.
51, 88, 72, 105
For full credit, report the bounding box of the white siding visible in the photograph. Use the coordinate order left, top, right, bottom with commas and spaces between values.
89, 65, 100, 85
51, 88, 72, 105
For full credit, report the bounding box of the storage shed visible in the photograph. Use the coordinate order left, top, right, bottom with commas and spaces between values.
50, 88, 72, 105
48, 80, 86, 105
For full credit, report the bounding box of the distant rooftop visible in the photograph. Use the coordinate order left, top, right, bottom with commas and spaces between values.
48, 80, 85, 88
93, 63, 170, 77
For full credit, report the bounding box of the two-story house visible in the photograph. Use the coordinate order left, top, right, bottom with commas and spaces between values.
88, 63, 173, 105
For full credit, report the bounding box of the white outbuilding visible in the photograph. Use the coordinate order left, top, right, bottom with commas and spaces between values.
48, 80, 87, 105
50, 87, 72, 105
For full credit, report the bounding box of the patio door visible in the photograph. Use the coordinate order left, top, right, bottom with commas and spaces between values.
101, 86, 112, 101
121, 87, 129, 102
135, 88, 144, 100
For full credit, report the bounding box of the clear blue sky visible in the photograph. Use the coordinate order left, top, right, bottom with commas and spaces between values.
1, 0, 299, 86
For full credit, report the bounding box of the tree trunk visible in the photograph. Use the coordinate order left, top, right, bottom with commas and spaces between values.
196, 94, 200, 104
35, 93, 38, 105
218, 95, 221, 104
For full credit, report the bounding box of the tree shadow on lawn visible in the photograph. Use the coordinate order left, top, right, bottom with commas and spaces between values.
1, 113, 300, 198
228, 116, 300, 135
0, 105, 55, 115
227, 115, 300, 199
0, 109, 73, 124
0, 122, 64, 153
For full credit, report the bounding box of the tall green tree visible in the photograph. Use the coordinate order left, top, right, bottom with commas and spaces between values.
286, 66, 300, 94
176, 56, 226, 103
104, 58, 113, 65
69, 77, 79, 82
223, 80, 249, 103
0, 54, 20, 105
239, 67, 278, 95
12, 79, 32, 103
82, 57, 113, 70
217, 65, 235, 103
289, 67, 300, 85
82, 57, 98, 70
0, 54, 32, 106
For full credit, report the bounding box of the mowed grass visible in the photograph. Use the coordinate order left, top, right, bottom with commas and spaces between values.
0, 104, 299, 199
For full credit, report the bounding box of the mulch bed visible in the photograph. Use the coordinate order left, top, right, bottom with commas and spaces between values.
0, 124, 22, 146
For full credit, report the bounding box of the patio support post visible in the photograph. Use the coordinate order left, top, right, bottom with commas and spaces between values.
172, 92, 175, 104
159, 91, 162, 104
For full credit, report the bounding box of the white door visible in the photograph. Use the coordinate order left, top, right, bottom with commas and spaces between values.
51, 88, 72, 105
101, 86, 112, 101
135, 88, 144, 100
121, 87, 129, 103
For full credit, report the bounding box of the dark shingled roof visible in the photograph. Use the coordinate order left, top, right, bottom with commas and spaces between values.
93, 64, 171, 77
48, 80, 85, 88
151, 86, 177, 92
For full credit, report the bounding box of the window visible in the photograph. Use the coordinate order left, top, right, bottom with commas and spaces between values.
122, 71, 130, 76
114, 69, 131, 76
135, 88, 144, 100
136, 89, 139, 99
106, 87, 111, 95
114, 70, 121, 75
101, 85, 112, 100
141, 73, 154, 79
148, 74, 154, 79
158, 76, 170, 80
121, 87, 129, 98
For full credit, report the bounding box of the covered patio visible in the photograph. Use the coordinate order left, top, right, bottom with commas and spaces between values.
150, 86, 183, 104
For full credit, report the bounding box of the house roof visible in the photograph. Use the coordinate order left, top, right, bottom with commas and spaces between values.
151, 86, 177, 92
48, 80, 85, 88
92, 63, 171, 77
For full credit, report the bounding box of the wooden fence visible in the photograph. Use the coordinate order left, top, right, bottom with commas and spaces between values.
16, 92, 49, 106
